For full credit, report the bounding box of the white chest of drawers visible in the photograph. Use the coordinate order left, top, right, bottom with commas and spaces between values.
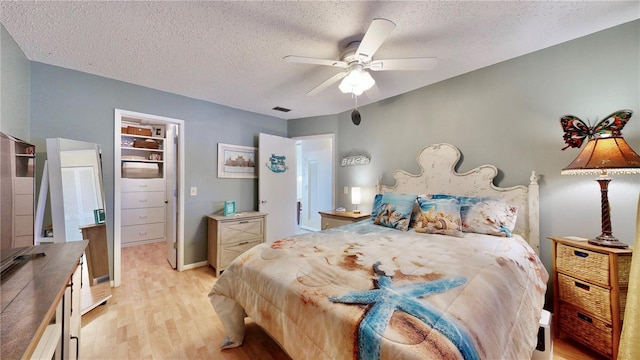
207, 212, 267, 276
121, 178, 166, 246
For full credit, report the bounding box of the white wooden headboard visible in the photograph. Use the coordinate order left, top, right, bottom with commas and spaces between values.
377, 143, 540, 254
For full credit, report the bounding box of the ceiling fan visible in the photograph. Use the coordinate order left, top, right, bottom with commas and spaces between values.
283, 18, 438, 97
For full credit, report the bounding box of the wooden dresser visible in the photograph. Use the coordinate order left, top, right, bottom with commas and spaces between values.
318, 210, 370, 230
1, 241, 87, 360
549, 236, 632, 359
207, 212, 267, 276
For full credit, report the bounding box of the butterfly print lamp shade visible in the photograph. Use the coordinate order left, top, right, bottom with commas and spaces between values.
562, 132, 640, 248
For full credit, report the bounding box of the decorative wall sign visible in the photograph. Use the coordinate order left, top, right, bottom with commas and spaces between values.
266, 154, 289, 173
341, 154, 370, 166
218, 143, 257, 179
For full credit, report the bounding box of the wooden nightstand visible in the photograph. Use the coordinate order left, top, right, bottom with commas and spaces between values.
548, 236, 632, 359
318, 210, 370, 230
207, 211, 267, 276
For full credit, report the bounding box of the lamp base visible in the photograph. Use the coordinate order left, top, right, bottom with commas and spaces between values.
352, 209, 361, 214
588, 235, 629, 249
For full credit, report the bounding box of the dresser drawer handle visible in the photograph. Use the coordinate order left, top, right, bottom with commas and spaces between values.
139, 231, 147, 236
574, 281, 590, 291
139, 199, 148, 203
139, 184, 148, 188
573, 250, 589, 258
577, 312, 592, 323
238, 241, 249, 246
139, 216, 147, 219
239, 221, 249, 224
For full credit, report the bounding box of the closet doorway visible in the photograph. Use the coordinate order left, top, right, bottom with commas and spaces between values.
113, 109, 185, 287
295, 134, 334, 232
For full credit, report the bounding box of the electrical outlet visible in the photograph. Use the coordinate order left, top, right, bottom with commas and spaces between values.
190, 186, 197, 196
344, 186, 349, 195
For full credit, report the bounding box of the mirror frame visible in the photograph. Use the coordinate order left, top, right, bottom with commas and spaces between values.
45, 138, 106, 243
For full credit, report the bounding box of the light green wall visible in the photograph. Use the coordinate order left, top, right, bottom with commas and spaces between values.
0, 23, 30, 140
30, 63, 287, 269
289, 20, 640, 302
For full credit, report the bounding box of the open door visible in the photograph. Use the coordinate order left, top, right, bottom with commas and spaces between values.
165, 124, 177, 268
259, 133, 297, 243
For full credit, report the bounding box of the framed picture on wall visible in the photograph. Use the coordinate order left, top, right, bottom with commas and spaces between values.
217, 143, 258, 179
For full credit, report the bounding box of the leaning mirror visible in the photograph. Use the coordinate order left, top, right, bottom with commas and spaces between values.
46, 138, 112, 312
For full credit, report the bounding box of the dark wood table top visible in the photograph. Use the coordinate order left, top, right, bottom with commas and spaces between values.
1, 241, 88, 359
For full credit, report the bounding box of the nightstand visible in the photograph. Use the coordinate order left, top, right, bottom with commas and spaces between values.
318, 210, 370, 230
207, 211, 267, 276
548, 236, 632, 359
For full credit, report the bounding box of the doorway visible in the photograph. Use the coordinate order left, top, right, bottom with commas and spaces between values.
295, 135, 334, 232
113, 109, 185, 287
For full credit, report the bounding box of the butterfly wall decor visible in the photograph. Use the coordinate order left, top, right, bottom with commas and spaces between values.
560, 109, 633, 150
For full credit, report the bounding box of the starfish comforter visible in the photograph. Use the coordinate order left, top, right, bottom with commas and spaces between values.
209, 221, 548, 359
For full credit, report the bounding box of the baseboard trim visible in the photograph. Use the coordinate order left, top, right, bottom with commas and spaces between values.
183, 260, 208, 271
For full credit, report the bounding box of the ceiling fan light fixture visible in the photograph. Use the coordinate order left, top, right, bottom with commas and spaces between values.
338, 68, 375, 95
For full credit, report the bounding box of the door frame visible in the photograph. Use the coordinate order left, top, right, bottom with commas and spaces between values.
293, 133, 335, 226
113, 109, 185, 287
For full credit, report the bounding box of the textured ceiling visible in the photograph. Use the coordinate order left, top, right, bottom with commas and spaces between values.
1, 1, 638, 120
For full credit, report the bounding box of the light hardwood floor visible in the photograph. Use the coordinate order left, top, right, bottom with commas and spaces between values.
81, 242, 605, 359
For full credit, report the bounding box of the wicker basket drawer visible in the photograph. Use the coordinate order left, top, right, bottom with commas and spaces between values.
220, 239, 262, 269
559, 302, 612, 357
557, 243, 610, 286
558, 273, 611, 322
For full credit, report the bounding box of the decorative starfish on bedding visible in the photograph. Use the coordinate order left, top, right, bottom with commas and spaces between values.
329, 263, 479, 360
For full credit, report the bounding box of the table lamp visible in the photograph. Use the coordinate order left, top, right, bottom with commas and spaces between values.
562, 132, 640, 248
351, 187, 362, 214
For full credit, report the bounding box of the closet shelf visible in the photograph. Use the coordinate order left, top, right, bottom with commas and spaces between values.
121, 146, 164, 152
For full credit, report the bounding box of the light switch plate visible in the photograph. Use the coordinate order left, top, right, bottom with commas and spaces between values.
190, 186, 197, 196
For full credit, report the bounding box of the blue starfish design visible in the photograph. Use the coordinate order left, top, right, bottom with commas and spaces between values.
329, 263, 479, 360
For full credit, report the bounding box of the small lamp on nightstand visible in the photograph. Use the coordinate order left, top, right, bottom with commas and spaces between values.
351, 187, 362, 214
562, 131, 640, 248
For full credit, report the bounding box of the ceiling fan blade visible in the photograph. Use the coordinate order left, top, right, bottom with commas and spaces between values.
369, 58, 439, 71
283, 55, 348, 68
307, 72, 347, 96
356, 18, 396, 59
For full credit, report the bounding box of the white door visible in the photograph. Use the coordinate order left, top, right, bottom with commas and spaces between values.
165, 124, 177, 268
259, 133, 297, 243
297, 136, 333, 231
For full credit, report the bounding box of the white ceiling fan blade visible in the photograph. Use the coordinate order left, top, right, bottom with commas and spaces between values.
283, 55, 348, 68
306, 72, 347, 96
369, 58, 439, 71
356, 18, 396, 59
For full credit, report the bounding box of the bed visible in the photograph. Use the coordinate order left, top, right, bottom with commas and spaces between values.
209, 143, 548, 360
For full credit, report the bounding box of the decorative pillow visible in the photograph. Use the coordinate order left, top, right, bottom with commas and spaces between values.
460, 198, 518, 237
413, 196, 464, 237
373, 193, 417, 231
370, 194, 384, 219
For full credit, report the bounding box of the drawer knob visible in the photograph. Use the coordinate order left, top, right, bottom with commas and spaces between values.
238, 241, 249, 245
574, 281, 590, 291
573, 250, 589, 258
139, 231, 147, 235
239, 221, 248, 224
